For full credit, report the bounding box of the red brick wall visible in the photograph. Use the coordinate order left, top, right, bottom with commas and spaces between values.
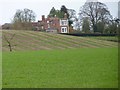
40, 15, 69, 33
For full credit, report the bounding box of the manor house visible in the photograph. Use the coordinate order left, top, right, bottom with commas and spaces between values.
35, 13, 70, 33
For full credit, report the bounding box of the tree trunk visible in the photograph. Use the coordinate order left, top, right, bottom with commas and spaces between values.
93, 24, 97, 33
9, 45, 12, 52
8, 43, 12, 52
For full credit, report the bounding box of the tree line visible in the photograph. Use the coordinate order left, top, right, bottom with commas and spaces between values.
11, 1, 119, 34
78, 1, 119, 34
12, 8, 36, 30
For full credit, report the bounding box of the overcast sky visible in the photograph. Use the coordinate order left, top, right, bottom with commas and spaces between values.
0, 0, 119, 25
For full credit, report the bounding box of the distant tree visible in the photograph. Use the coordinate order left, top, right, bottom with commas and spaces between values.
48, 7, 64, 18
68, 9, 76, 19
79, 1, 112, 33
97, 21, 105, 33
61, 5, 77, 26
48, 5, 77, 27
105, 20, 118, 34
114, 18, 120, 34
67, 9, 77, 26
82, 17, 90, 33
12, 8, 36, 30
56, 10, 65, 18
49, 7, 57, 17
73, 18, 81, 30
60, 5, 69, 18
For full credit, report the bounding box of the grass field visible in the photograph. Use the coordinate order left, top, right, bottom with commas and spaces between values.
2, 30, 118, 88
0, 52, 2, 89
2, 48, 118, 88
0, 31, 2, 89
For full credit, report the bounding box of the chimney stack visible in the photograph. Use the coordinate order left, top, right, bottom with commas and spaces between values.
42, 15, 45, 21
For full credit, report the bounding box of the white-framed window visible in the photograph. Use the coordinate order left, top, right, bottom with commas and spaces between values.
61, 27, 67, 33
60, 20, 68, 26
61, 21, 64, 25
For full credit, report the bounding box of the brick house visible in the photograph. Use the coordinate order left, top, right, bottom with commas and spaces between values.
38, 13, 69, 33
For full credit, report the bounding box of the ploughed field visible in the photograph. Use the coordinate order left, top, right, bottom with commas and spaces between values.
2, 30, 118, 51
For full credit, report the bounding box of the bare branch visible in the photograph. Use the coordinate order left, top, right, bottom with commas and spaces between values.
10, 34, 16, 41
3, 34, 16, 52
3, 35, 10, 44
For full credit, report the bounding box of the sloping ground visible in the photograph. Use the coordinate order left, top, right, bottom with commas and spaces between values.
2, 30, 118, 51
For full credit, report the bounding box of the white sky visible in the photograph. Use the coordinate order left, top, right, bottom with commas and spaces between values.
0, 0, 119, 25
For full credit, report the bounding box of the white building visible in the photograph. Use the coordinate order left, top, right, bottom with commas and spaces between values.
60, 19, 69, 33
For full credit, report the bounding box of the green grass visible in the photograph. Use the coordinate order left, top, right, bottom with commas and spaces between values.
0, 52, 2, 89
2, 48, 118, 88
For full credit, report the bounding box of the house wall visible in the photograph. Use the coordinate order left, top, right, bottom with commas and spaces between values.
42, 16, 60, 30
59, 19, 69, 33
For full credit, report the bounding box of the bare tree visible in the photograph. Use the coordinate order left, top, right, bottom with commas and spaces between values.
79, 1, 112, 33
12, 8, 36, 30
3, 34, 16, 52
67, 9, 77, 27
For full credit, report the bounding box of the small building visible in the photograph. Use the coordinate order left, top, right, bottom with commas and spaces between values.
39, 13, 69, 33
2, 23, 12, 30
